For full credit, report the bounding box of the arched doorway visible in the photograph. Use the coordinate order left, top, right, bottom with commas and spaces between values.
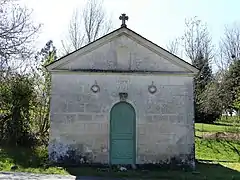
110, 102, 136, 165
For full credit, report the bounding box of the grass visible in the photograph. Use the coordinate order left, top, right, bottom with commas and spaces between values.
0, 147, 239, 180
195, 123, 240, 133
218, 116, 240, 124
0, 138, 240, 179
195, 137, 240, 162
0, 147, 67, 175
0, 122, 239, 179
65, 163, 240, 179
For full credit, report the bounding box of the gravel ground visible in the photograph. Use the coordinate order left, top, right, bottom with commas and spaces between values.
0, 172, 124, 180
0, 172, 75, 180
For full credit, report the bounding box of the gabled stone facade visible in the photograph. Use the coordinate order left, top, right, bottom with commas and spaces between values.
47, 27, 198, 169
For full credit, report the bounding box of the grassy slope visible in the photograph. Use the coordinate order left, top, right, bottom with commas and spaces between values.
195, 138, 240, 162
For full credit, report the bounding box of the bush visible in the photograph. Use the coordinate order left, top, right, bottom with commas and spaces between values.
0, 74, 37, 147
195, 82, 223, 123
195, 111, 221, 124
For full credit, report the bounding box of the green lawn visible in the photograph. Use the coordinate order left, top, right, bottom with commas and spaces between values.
0, 122, 239, 179
65, 163, 240, 179
195, 138, 240, 162
0, 147, 239, 180
218, 116, 240, 124
0, 138, 240, 179
195, 123, 240, 133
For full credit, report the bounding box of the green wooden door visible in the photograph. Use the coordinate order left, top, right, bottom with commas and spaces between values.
110, 102, 136, 165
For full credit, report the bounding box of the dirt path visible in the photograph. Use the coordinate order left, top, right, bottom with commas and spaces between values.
202, 132, 240, 140
0, 172, 75, 180
0, 172, 124, 180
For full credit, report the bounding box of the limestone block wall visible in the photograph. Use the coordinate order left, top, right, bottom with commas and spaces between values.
49, 72, 195, 167
59, 34, 188, 73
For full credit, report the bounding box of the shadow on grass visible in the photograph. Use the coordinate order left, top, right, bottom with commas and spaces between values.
0, 146, 48, 169
0, 147, 239, 180
64, 162, 240, 180
196, 137, 240, 162
202, 122, 236, 127
213, 122, 238, 127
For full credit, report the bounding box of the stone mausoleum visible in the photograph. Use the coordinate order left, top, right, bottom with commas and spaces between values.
46, 14, 198, 168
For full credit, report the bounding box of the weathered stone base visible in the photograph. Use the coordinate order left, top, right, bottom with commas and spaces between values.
49, 150, 195, 170
49, 140, 195, 170
50, 161, 195, 171
49, 142, 95, 166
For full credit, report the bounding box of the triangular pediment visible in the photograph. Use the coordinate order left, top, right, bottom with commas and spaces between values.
46, 28, 198, 74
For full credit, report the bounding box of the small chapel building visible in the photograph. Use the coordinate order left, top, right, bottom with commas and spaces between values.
46, 14, 198, 168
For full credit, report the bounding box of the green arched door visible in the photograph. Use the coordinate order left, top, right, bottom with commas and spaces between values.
110, 102, 136, 165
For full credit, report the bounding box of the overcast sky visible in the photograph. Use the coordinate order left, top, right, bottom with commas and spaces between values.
21, 0, 240, 61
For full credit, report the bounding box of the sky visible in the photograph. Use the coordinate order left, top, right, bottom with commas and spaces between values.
21, 0, 240, 62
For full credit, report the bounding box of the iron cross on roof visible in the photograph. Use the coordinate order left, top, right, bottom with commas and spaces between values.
119, 13, 129, 27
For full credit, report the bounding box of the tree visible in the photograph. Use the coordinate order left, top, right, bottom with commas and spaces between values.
0, 74, 35, 146
61, 0, 112, 54
0, 0, 41, 147
166, 38, 181, 55
182, 17, 216, 123
0, 40, 57, 147
198, 81, 223, 123
233, 90, 240, 112
183, 17, 214, 63
222, 59, 240, 112
182, 17, 213, 92
214, 24, 240, 117
0, 0, 40, 77
32, 40, 57, 145
218, 24, 240, 69
193, 54, 219, 123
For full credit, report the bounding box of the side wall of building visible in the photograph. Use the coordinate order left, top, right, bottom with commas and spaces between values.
49, 72, 195, 167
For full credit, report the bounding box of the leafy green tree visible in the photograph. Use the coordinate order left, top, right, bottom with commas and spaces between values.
0, 40, 57, 147
223, 59, 240, 112
194, 52, 213, 93
0, 74, 36, 146
182, 17, 215, 123
193, 52, 218, 123
198, 81, 223, 123
0, 0, 41, 147
233, 91, 240, 112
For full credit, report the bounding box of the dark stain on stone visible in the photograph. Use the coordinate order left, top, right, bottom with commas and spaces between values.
137, 154, 195, 171
49, 148, 94, 166
49, 145, 195, 170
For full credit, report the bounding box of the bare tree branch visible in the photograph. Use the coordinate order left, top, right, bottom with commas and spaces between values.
0, 0, 41, 76
182, 17, 214, 63
61, 0, 112, 54
181, 16, 214, 85
217, 24, 240, 70
166, 38, 180, 55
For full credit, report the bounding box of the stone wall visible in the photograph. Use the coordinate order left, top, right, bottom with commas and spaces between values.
58, 34, 190, 73
49, 72, 195, 167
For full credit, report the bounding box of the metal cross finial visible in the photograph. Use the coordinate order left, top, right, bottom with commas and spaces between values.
119, 13, 129, 27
